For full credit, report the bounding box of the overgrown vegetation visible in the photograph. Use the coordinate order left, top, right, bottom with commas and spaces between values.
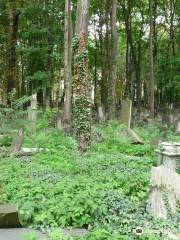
0, 114, 179, 239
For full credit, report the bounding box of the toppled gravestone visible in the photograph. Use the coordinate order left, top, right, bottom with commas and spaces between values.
120, 126, 144, 145
0, 204, 22, 228
19, 147, 49, 156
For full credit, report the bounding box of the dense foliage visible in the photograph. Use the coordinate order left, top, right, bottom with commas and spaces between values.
0, 0, 179, 239
0, 0, 179, 111
0, 117, 179, 239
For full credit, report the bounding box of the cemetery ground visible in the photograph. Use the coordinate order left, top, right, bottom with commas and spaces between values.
0, 121, 180, 240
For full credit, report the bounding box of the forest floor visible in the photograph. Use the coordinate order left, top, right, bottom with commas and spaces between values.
0, 121, 180, 240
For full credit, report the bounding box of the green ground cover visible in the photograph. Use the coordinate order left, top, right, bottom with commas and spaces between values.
0, 121, 179, 239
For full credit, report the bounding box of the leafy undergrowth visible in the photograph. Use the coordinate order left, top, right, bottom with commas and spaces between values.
0, 122, 179, 240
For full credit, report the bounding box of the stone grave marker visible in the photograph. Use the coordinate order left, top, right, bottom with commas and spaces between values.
148, 142, 180, 218
28, 94, 37, 134
0, 204, 22, 228
97, 104, 106, 123
120, 99, 132, 128
10, 129, 24, 156
176, 121, 180, 133
56, 113, 63, 129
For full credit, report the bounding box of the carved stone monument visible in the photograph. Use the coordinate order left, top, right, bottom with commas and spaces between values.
148, 142, 180, 218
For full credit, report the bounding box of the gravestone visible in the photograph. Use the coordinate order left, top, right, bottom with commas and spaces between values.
97, 104, 106, 123
19, 147, 49, 156
155, 142, 180, 171
127, 128, 144, 144
56, 113, 63, 129
176, 121, 180, 133
28, 94, 37, 134
0, 204, 22, 228
148, 142, 180, 218
120, 99, 132, 128
10, 129, 24, 156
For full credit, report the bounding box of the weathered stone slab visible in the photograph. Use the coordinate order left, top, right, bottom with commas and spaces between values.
148, 186, 167, 219
119, 127, 144, 144
155, 142, 180, 171
148, 165, 180, 218
127, 128, 144, 145
19, 147, 49, 156
61, 228, 88, 237
10, 129, 24, 156
176, 121, 180, 133
0, 228, 47, 240
56, 113, 63, 129
97, 104, 106, 123
28, 94, 37, 135
120, 99, 132, 128
0, 204, 22, 228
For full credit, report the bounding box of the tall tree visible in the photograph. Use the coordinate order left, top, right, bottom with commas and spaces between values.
73, 0, 91, 152
149, 0, 154, 117
109, 0, 118, 119
6, 0, 20, 104
63, 0, 72, 129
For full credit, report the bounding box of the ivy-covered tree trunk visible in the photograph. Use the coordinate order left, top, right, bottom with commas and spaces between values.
109, 0, 118, 120
63, 0, 72, 129
73, 0, 91, 152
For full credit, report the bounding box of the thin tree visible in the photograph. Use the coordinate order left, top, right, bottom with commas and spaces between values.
149, 0, 154, 117
6, 0, 20, 104
109, 0, 118, 119
73, 0, 91, 152
63, 0, 72, 129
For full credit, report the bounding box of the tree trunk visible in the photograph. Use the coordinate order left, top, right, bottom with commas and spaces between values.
121, 0, 132, 99
109, 0, 118, 119
45, 0, 53, 110
6, 0, 20, 105
170, 0, 176, 56
63, 0, 72, 129
73, 0, 91, 152
94, 32, 98, 108
149, 0, 154, 118
101, 0, 110, 112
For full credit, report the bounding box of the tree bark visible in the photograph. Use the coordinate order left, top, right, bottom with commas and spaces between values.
63, 0, 72, 129
6, 0, 20, 105
73, 0, 91, 152
44, 0, 53, 110
121, 0, 132, 99
170, 0, 176, 56
101, 0, 110, 111
149, 0, 154, 118
109, 0, 118, 119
